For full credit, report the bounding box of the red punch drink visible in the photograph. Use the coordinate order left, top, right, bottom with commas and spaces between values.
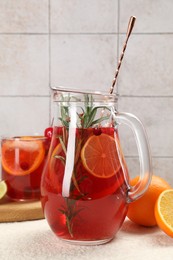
1, 136, 49, 201
41, 127, 128, 243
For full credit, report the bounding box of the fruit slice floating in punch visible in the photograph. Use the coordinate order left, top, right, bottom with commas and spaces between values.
1, 137, 45, 176
81, 133, 121, 179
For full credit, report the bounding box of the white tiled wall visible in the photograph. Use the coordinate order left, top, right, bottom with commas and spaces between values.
0, 0, 173, 184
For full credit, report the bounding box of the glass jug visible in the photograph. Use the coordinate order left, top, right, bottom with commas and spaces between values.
41, 87, 152, 245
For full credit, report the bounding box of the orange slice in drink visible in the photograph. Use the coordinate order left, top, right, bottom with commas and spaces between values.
1, 137, 45, 176
81, 133, 121, 178
49, 143, 65, 193
50, 143, 64, 171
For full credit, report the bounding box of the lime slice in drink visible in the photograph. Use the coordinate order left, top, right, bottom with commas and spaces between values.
0, 181, 7, 199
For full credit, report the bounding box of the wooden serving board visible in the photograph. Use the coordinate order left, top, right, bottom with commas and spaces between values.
0, 196, 44, 223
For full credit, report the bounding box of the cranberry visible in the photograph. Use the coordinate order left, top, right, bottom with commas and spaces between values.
20, 162, 30, 170
93, 128, 102, 136
44, 127, 53, 140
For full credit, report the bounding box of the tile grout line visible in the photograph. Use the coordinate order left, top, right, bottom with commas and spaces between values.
0, 32, 173, 35
0, 95, 50, 98
119, 95, 173, 98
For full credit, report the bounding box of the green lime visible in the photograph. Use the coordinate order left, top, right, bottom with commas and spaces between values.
0, 181, 7, 199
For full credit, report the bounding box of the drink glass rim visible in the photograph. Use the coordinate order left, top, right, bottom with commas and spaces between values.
51, 86, 119, 103
51, 86, 119, 97
0, 136, 47, 141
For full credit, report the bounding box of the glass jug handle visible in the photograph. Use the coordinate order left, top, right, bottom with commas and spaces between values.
114, 111, 152, 203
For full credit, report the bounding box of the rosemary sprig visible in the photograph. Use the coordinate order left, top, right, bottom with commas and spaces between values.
59, 93, 111, 129
82, 106, 110, 128
58, 136, 67, 155
58, 197, 84, 238
55, 135, 83, 195
58, 107, 70, 128
56, 93, 112, 238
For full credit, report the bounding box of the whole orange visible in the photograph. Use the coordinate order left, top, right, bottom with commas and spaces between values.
127, 175, 172, 227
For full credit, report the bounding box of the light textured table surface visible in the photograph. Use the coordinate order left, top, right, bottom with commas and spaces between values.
0, 218, 173, 260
